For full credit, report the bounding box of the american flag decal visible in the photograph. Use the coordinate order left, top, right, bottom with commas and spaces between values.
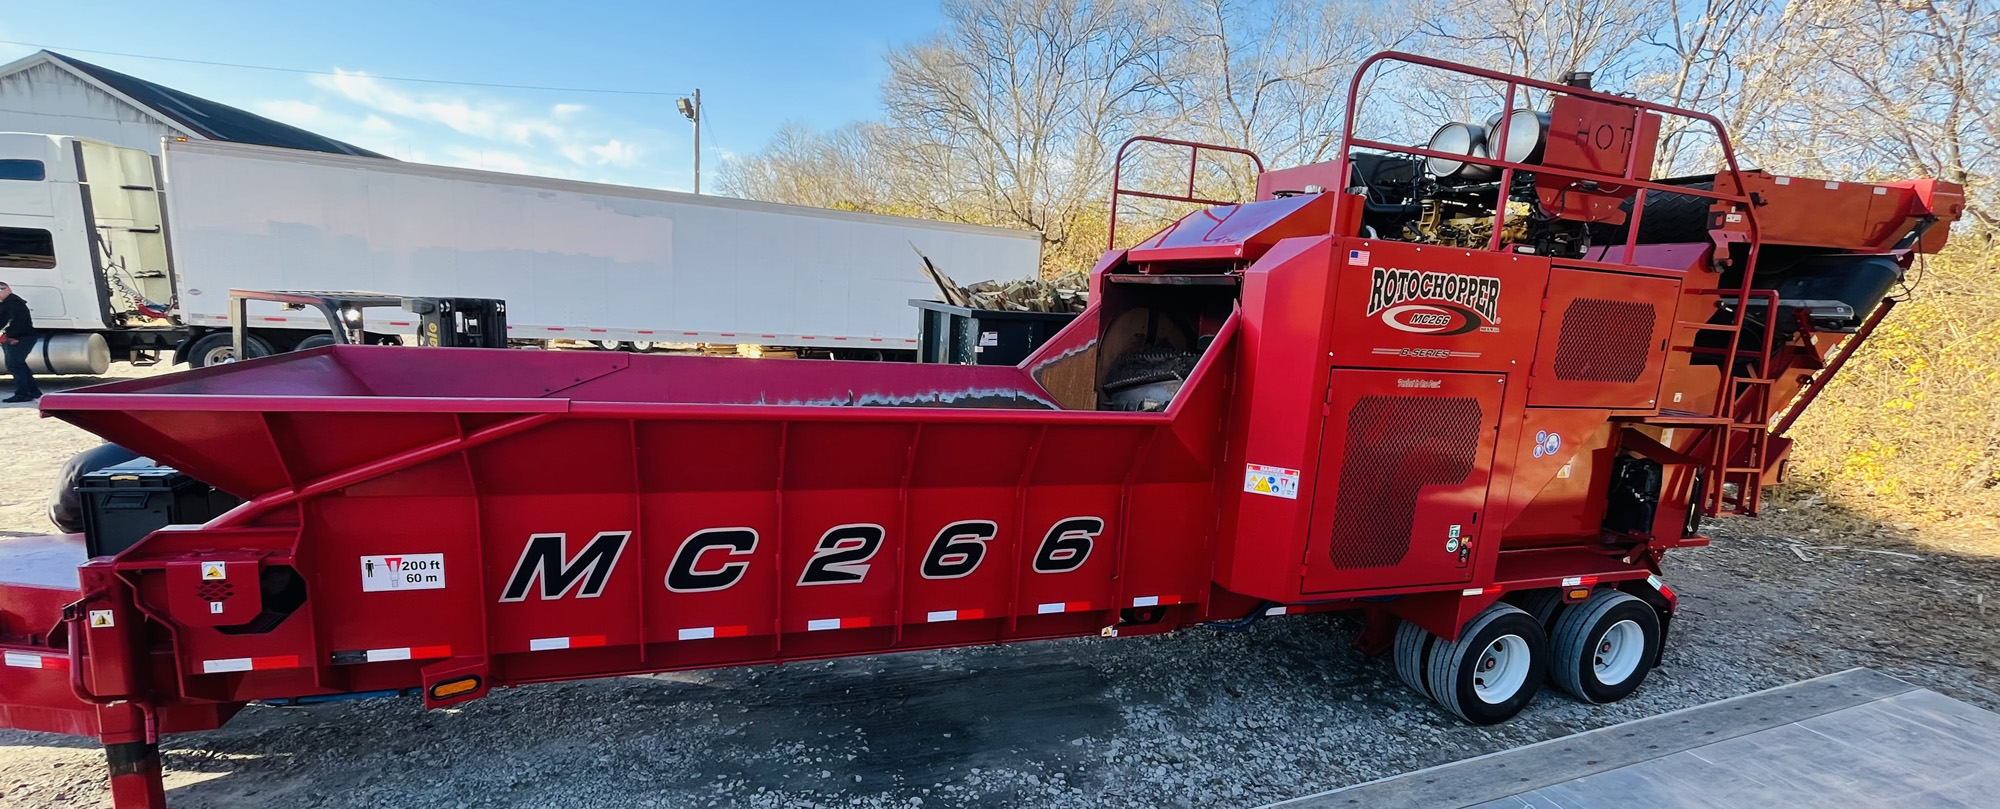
1347, 249, 1369, 266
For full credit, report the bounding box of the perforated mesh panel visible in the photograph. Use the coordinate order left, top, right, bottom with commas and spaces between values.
1553, 298, 1656, 382
1326, 395, 1482, 569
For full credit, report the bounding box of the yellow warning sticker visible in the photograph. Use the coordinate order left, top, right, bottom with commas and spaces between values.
201, 562, 227, 580
89, 609, 115, 628
1244, 463, 1301, 500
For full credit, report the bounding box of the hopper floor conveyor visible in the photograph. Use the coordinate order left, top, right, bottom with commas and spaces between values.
0, 52, 1962, 807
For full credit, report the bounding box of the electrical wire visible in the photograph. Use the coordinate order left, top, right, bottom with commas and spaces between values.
0, 39, 692, 97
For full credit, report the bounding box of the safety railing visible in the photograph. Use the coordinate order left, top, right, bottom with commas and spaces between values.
1333, 52, 1771, 517
1106, 136, 1264, 250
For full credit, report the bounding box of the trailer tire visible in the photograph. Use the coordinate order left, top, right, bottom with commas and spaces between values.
188, 333, 274, 368
1550, 590, 1661, 704
1504, 588, 1567, 633
294, 334, 338, 352
1424, 603, 1547, 725
1392, 620, 1435, 698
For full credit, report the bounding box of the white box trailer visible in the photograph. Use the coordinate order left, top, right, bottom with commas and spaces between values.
0, 134, 1042, 369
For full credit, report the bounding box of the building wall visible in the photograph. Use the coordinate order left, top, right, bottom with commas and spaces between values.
0, 62, 181, 154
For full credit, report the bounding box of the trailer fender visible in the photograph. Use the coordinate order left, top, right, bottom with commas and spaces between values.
1384, 588, 1505, 642
1618, 577, 1677, 668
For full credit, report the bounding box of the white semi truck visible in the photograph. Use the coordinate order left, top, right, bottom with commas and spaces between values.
0, 134, 1040, 370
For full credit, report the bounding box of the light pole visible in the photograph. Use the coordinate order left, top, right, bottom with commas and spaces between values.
677, 89, 701, 194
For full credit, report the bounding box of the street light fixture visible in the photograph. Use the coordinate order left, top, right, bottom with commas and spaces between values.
678, 90, 701, 194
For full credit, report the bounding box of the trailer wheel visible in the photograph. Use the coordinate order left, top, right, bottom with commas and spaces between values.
628, 341, 656, 353
1392, 619, 1435, 698
294, 334, 338, 352
593, 340, 624, 351
1550, 590, 1661, 704
1424, 603, 1547, 725
1503, 588, 1567, 633
188, 333, 274, 368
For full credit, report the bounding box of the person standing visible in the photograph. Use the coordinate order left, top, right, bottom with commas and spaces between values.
1, 281, 42, 403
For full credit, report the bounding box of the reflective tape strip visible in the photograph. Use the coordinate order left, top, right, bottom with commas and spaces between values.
926, 609, 986, 623
1646, 574, 1665, 590
1130, 595, 1183, 608
331, 645, 453, 665
1560, 576, 1600, 588
806, 617, 871, 632
3, 651, 68, 670
202, 655, 301, 674
1037, 601, 1092, 615
1461, 586, 1504, 596
1264, 606, 1290, 616
676, 626, 749, 641
527, 635, 607, 652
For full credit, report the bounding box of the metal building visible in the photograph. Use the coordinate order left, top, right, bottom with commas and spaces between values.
0, 49, 380, 157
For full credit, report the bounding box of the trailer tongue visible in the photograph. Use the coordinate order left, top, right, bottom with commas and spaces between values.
0, 53, 1964, 807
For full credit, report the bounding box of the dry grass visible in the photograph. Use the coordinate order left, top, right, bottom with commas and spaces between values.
1778, 231, 2000, 554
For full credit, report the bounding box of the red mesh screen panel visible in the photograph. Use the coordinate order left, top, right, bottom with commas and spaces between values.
1325, 395, 1482, 569
1553, 298, 1656, 382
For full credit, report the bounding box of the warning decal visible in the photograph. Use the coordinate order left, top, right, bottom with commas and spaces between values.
201, 561, 227, 580
360, 553, 447, 593
88, 610, 115, 628
1244, 463, 1301, 500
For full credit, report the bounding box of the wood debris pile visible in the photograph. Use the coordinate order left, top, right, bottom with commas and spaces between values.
914, 243, 1089, 313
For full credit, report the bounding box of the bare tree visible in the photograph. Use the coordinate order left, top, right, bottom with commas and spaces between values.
880, 0, 1185, 271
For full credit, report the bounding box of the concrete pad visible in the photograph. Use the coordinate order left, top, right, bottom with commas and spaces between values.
1266, 669, 1997, 809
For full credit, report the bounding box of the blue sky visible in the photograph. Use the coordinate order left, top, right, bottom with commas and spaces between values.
0, 0, 947, 190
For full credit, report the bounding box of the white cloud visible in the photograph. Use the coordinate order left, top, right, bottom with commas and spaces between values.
590, 140, 640, 167
258, 70, 671, 187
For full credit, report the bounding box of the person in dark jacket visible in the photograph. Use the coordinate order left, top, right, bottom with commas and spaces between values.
1, 281, 43, 402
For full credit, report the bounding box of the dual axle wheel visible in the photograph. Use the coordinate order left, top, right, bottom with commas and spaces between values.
1392, 589, 1662, 724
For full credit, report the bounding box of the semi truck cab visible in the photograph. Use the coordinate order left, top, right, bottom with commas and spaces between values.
0, 132, 178, 371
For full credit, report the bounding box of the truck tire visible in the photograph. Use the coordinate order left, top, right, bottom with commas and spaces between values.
294, 334, 338, 351
47, 443, 142, 533
1503, 588, 1567, 633
1423, 603, 1547, 725
188, 333, 274, 368
1550, 590, 1661, 704
1392, 619, 1435, 698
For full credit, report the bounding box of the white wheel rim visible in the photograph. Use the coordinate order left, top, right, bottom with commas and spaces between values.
1593, 619, 1646, 684
203, 347, 235, 365
1472, 633, 1532, 704
630, 341, 654, 352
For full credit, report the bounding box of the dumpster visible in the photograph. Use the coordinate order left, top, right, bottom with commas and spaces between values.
912, 299, 1078, 366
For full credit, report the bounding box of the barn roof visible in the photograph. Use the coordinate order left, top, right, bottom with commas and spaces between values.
3, 50, 386, 158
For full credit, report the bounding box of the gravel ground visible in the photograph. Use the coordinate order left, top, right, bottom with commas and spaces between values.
1, 366, 1995, 809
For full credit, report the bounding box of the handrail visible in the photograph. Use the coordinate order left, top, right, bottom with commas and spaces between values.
1333, 51, 1769, 516
1106, 136, 1264, 250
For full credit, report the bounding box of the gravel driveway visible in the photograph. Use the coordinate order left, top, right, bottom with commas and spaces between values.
2, 369, 1994, 809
